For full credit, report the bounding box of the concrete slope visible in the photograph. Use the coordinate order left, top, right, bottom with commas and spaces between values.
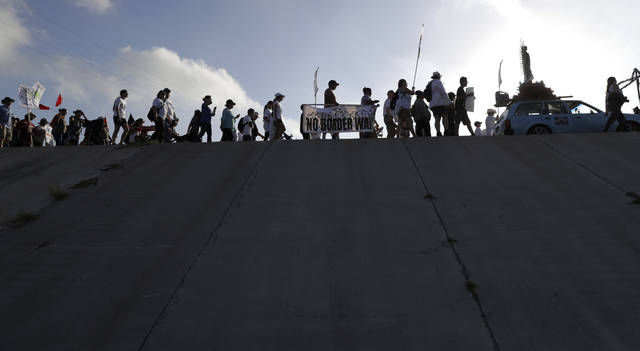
0, 134, 639, 351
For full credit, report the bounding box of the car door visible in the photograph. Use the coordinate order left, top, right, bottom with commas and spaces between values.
513, 102, 544, 134
542, 101, 572, 133
566, 101, 607, 132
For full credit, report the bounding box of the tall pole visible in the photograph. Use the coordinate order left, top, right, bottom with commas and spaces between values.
412, 24, 424, 89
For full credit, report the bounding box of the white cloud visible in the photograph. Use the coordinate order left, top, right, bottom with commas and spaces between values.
0, 0, 31, 65
67, 0, 114, 14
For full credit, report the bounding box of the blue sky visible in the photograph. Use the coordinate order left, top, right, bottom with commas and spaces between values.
2, 0, 640, 138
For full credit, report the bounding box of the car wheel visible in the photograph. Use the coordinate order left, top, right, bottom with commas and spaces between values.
527, 125, 552, 135
624, 121, 640, 132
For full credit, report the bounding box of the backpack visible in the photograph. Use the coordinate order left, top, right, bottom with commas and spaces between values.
425, 81, 433, 102
237, 117, 247, 134
147, 107, 156, 122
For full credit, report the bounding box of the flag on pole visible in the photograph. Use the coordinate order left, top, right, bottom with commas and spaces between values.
39, 104, 50, 110
55, 94, 63, 107
314, 67, 319, 97
498, 59, 504, 89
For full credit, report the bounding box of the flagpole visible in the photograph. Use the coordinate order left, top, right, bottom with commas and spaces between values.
412, 24, 424, 89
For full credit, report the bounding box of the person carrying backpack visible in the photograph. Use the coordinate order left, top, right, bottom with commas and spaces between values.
426, 72, 450, 137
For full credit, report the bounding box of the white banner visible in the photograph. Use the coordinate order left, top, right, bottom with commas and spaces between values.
302, 104, 378, 134
17, 81, 46, 109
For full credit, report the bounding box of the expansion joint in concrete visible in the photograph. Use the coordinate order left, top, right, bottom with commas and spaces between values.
136, 142, 275, 351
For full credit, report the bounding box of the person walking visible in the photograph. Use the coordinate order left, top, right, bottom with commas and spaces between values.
220, 99, 238, 142
240, 109, 255, 141
162, 88, 177, 143
272, 93, 286, 141
151, 90, 167, 142
412, 90, 431, 137
324, 80, 340, 139
426, 72, 450, 137
361, 87, 381, 139
198, 95, 217, 143
485, 109, 497, 136
455, 77, 475, 136
50, 108, 68, 146
603, 77, 627, 132
112, 90, 129, 144
394, 79, 416, 138
383, 90, 397, 138
263, 101, 273, 141
0, 97, 15, 148
445, 92, 457, 136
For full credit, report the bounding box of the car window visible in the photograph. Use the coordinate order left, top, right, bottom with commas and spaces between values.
515, 103, 542, 116
544, 102, 568, 115
566, 101, 601, 115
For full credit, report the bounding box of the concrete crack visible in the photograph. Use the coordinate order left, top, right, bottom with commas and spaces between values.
402, 140, 502, 351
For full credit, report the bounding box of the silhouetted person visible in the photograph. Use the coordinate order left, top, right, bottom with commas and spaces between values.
240, 108, 256, 141
199, 95, 216, 143
361, 87, 380, 139
50, 108, 67, 146
0, 97, 15, 147
299, 105, 310, 140
68, 110, 88, 145
603, 77, 628, 132
263, 101, 273, 141
455, 77, 475, 136
17, 113, 35, 147
163, 88, 176, 143
427, 72, 450, 137
112, 90, 129, 144
383, 90, 397, 138
272, 93, 286, 140
324, 80, 340, 139
151, 90, 166, 142
445, 92, 457, 136
474, 121, 483, 137
412, 90, 431, 137
220, 99, 238, 141
394, 79, 415, 138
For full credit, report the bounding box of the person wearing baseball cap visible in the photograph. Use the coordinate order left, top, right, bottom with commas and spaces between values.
0, 97, 15, 147
220, 99, 239, 141
272, 93, 286, 140
324, 81, 340, 139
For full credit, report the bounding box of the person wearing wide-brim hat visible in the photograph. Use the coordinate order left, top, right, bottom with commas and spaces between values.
426, 71, 451, 137
33, 118, 49, 147
0, 97, 16, 147
51, 108, 68, 146
485, 108, 498, 137
220, 99, 239, 142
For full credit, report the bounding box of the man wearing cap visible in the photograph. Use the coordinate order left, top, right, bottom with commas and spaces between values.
272, 93, 286, 141
112, 90, 129, 145
426, 72, 451, 137
324, 80, 340, 139
68, 110, 88, 145
220, 99, 239, 142
199, 95, 217, 143
0, 97, 15, 147
50, 108, 68, 146
485, 109, 497, 136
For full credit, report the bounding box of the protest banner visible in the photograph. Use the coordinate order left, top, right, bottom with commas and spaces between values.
465, 87, 475, 112
302, 104, 378, 134
17, 81, 46, 109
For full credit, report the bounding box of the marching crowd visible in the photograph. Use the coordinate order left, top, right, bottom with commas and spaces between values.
0, 72, 500, 148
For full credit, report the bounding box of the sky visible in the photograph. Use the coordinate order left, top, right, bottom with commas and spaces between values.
1, 0, 640, 139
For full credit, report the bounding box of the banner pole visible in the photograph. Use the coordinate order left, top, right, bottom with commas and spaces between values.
412, 24, 424, 89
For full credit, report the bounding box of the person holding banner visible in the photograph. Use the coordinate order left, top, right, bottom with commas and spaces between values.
361, 87, 381, 139
0, 97, 15, 148
324, 80, 340, 139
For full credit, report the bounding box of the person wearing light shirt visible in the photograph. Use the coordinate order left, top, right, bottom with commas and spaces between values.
240, 109, 255, 141
163, 88, 176, 143
272, 93, 286, 141
263, 101, 273, 141
426, 71, 451, 137
0, 97, 15, 147
220, 99, 238, 142
394, 79, 416, 138
111, 89, 129, 144
485, 109, 497, 136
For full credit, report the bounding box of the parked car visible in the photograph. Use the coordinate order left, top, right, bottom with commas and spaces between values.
492, 98, 640, 135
